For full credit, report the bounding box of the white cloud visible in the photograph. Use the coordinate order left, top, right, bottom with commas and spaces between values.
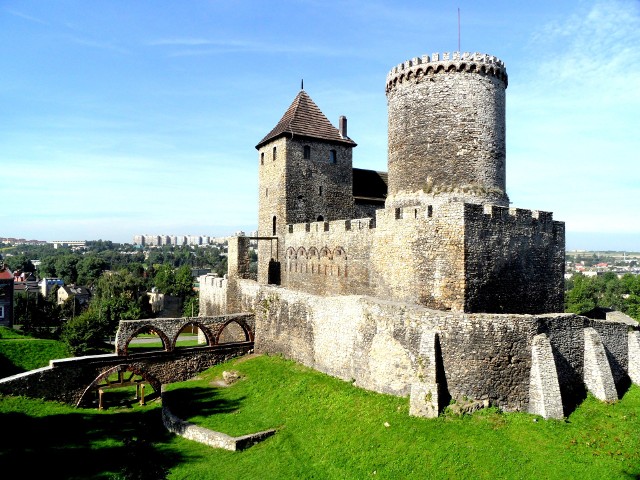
507, 0, 640, 237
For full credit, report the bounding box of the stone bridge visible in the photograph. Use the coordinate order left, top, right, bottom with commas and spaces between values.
0, 313, 255, 407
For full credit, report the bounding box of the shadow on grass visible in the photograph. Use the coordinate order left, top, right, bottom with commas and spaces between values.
0, 353, 25, 378
162, 386, 245, 419
0, 406, 183, 479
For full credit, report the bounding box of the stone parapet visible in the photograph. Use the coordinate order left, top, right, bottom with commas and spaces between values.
386, 51, 508, 93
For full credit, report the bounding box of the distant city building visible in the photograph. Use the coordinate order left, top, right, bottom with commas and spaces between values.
132, 233, 235, 247
51, 240, 86, 249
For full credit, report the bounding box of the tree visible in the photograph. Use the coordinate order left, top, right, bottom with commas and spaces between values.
4, 254, 35, 273
61, 310, 111, 356
565, 274, 597, 314
174, 265, 195, 298
182, 295, 199, 318
152, 264, 175, 295
565, 272, 640, 322
76, 255, 108, 286
54, 255, 79, 284
14, 291, 62, 338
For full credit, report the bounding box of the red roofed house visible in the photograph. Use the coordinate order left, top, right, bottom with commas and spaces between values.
0, 264, 14, 327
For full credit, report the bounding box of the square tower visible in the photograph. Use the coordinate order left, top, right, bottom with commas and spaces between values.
255, 89, 356, 284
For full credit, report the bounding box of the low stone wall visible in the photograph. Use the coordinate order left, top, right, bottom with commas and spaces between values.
0, 344, 254, 406
161, 387, 275, 450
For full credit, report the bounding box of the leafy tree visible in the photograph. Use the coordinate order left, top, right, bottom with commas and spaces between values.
565, 273, 640, 322
152, 264, 175, 295
60, 310, 111, 356
174, 265, 195, 298
37, 255, 58, 278
75, 269, 152, 338
565, 274, 597, 314
4, 254, 35, 273
54, 254, 79, 284
182, 295, 199, 318
76, 255, 108, 286
14, 291, 62, 338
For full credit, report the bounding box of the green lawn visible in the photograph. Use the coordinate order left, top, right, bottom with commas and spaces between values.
1, 349, 639, 479
0, 327, 71, 376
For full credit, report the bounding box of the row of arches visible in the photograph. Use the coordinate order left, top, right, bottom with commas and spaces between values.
286, 246, 348, 277
117, 319, 253, 356
386, 62, 508, 92
78, 319, 254, 408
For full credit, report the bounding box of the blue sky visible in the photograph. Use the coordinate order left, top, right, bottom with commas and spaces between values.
1, 0, 639, 251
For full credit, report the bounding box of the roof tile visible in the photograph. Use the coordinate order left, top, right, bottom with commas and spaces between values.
256, 90, 356, 149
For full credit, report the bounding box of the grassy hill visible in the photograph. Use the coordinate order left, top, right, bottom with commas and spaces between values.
0, 343, 639, 479
0, 327, 71, 377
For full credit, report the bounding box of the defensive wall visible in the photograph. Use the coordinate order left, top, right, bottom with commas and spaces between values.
249, 199, 564, 313
199, 278, 640, 419
0, 314, 254, 406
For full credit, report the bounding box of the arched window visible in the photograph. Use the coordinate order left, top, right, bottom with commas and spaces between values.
303, 145, 311, 159
273, 146, 277, 161
272, 216, 277, 236
317, 215, 324, 222
260, 152, 264, 165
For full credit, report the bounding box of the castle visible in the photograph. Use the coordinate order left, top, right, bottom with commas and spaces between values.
200, 52, 640, 419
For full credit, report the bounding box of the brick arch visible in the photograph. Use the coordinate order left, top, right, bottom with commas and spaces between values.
122, 325, 172, 355
286, 246, 297, 273
334, 246, 347, 277
172, 321, 213, 347
308, 247, 319, 274
213, 318, 255, 344
76, 364, 161, 408
296, 247, 308, 273
319, 246, 332, 275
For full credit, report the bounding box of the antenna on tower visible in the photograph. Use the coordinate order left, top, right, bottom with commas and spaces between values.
458, 7, 461, 52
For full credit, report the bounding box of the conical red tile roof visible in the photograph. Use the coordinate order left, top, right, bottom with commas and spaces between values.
256, 90, 356, 149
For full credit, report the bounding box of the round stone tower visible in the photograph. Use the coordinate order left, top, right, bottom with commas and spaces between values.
385, 52, 509, 208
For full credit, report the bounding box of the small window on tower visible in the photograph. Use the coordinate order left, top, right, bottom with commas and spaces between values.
303, 145, 311, 159
260, 152, 264, 165
318, 186, 323, 196
329, 149, 337, 163
273, 146, 277, 161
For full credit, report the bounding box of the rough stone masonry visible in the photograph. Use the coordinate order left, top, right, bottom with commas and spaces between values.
200, 51, 639, 419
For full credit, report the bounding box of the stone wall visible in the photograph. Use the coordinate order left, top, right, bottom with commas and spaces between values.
370, 203, 466, 310
283, 217, 375, 296
200, 280, 637, 414
257, 136, 288, 284
0, 344, 253, 406
257, 136, 354, 284
463, 204, 565, 313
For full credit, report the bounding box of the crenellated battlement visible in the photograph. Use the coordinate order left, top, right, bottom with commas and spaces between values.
199, 273, 228, 289
287, 217, 375, 235
386, 51, 508, 93
377, 202, 560, 236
